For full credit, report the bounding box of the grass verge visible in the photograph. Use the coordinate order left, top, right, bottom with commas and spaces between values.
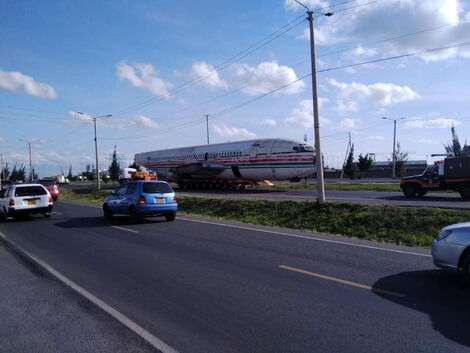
60, 188, 469, 247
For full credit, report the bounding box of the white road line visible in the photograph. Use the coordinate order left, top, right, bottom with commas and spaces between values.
178, 217, 432, 258
0, 231, 179, 353
52, 211, 63, 215
111, 226, 139, 234
59, 200, 432, 258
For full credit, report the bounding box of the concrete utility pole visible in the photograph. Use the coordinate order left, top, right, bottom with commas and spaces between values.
19, 139, 33, 181
0, 153, 3, 185
205, 114, 210, 144
340, 132, 352, 179
77, 112, 112, 190
383, 117, 405, 179
295, 0, 332, 203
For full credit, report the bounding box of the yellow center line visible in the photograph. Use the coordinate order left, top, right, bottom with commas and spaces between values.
110, 226, 139, 234
279, 265, 405, 298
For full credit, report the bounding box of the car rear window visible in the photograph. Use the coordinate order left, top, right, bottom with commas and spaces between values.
14, 186, 47, 197
142, 182, 173, 194
39, 179, 56, 186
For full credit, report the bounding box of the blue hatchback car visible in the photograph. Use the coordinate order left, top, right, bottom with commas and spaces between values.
103, 181, 178, 223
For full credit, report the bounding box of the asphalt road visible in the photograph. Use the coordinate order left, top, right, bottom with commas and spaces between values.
1, 201, 469, 352
176, 188, 470, 209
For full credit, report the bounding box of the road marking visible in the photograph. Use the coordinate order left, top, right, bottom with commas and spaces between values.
279, 265, 405, 298
52, 211, 63, 215
178, 217, 432, 258
0, 230, 179, 353
111, 226, 139, 234
59, 200, 432, 258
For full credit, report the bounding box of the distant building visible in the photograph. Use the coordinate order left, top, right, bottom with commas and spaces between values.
372, 160, 427, 170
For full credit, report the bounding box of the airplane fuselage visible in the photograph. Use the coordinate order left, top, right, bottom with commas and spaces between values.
134, 138, 315, 183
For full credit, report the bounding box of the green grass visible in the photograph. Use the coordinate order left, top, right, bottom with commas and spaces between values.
60, 188, 470, 247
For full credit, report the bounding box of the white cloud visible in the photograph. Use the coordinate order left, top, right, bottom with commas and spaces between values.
0, 137, 4, 143
300, 0, 470, 61
133, 115, 159, 129
285, 0, 328, 11
190, 62, 227, 90
285, 99, 331, 128
367, 135, 384, 140
405, 118, 460, 128
351, 46, 377, 57
0, 70, 57, 99
338, 118, 358, 131
260, 119, 277, 127
231, 61, 305, 96
212, 124, 256, 139
328, 78, 419, 113
116, 62, 173, 98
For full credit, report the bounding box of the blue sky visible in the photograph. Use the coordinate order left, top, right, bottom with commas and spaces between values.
1, 0, 469, 177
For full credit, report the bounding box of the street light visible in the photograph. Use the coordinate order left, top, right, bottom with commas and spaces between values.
18, 139, 33, 181
382, 117, 405, 179
77, 112, 112, 190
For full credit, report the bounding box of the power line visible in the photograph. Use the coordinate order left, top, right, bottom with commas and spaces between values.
112, 15, 306, 116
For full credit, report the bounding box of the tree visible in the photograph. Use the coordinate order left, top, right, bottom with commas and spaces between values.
357, 153, 374, 172
67, 165, 73, 180
128, 162, 141, 172
390, 141, 409, 177
10, 163, 26, 182
444, 126, 470, 156
1, 163, 10, 180
109, 146, 120, 184
343, 144, 359, 179
31, 167, 38, 180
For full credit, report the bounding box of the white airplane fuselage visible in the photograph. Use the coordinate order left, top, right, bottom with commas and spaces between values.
134, 138, 315, 182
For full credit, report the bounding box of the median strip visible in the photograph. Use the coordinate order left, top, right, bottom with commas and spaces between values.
279, 265, 405, 298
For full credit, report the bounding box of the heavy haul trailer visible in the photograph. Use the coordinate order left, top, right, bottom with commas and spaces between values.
400, 156, 470, 199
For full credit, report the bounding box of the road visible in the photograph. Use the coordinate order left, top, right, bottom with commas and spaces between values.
176, 188, 470, 209
1, 201, 469, 352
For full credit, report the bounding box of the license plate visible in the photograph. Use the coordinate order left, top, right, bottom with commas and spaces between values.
26, 199, 36, 205
155, 197, 165, 203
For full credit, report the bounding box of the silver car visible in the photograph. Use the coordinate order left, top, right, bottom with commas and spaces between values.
432, 222, 470, 283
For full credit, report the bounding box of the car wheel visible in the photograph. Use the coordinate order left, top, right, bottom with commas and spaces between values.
462, 252, 470, 284
103, 204, 113, 219
402, 184, 416, 197
129, 206, 141, 224
165, 212, 176, 222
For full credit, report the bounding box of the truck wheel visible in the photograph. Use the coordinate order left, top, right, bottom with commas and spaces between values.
459, 188, 470, 199
462, 251, 470, 284
416, 189, 428, 197
402, 184, 416, 197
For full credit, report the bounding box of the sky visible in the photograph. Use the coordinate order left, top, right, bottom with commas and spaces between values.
1, 0, 470, 177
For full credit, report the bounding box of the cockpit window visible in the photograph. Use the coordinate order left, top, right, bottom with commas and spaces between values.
294, 145, 314, 152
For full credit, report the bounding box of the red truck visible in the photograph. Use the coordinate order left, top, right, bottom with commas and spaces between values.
400, 156, 470, 199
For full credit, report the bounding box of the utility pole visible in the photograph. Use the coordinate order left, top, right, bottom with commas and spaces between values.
18, 139, 33, 181
296, 0, 332, 203
340, 132, 352, 179
205, 114, 210, 144
383, 117, 405, 179
0, 153, 3, 185
77, 112, 112, 190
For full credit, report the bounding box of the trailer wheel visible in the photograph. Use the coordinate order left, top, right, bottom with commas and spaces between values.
459, 188, 470, 199
402, 184, 416, 197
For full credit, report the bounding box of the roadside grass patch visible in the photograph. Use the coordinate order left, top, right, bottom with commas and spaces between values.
177, 197, 470, 247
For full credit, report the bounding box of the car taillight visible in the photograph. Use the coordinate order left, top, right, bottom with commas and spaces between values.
9, 199, 14, 206
49, 196, 53, 203
138, 196, 146, 204
173, 196, 177, 203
